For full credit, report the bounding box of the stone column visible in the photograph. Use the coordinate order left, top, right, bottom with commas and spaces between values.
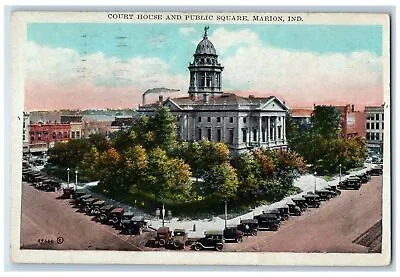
274, 117, 278, 142
282, 115, 286, 142
258, 116, 262, 144
267, 116, 271, 144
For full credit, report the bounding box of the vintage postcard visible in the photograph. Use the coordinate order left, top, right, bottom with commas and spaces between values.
9, 11, 391, 266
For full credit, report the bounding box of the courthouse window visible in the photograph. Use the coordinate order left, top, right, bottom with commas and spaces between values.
229, 129, 234, 144
242, 129, 247, 143
243, 117, 247, 123
207, 128, 212, 141
198, 117, 202, 123
371, 123, 375, 129
229, 117, 234, 123
217, 129, 222, 142
366, 122, 370, 129
376, 114, 380, 121
207, 117, 211, 123
217, 117, 221, 123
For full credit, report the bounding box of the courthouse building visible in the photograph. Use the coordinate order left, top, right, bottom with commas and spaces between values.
138, 27, 288, 154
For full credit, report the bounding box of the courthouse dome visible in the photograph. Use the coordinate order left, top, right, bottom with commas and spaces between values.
194, 26, 217, 55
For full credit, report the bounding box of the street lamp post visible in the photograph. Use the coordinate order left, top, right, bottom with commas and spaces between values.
75, 170, 78, 191
67, 168, 70, 187
314, 171, 317, 193
162, 203, 165, 227
224, 200, 228, 228
339, 164, 342, 185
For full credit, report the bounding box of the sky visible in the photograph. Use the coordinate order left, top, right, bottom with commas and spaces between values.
25, 23, 384, 111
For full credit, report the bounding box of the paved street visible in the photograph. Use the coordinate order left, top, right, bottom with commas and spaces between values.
225, 175, 382, 253
20, 174, 382, 252
20, 183, 151, 251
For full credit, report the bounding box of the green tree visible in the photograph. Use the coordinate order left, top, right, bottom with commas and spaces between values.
150, 107, 177, 150
311, 105, 341, 137
202, 162, 239, 200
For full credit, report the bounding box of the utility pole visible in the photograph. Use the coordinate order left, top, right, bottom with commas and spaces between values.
339, 163, 342, 185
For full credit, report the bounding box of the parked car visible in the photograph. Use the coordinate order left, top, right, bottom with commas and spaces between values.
193, 230, 224, 251
237, 219, 259, 236
315, 189, 332, 201
325, 185, 341, 197
303, 192, 320, 208
170, 229, 188, 249
108, 207, 125, 226
292, 197, 308, 211
223, 226, 244, 243
286, 202, 302, 216
370, 165, 383, 176
121, 216, 147, 235
256, 213, 281, 231
338, 177, 361, 190
357, 172, 371, 183
82, 198, 100, 213
117, 211, 135, 229
97, 204, 116, 223
89, 200, 106, 215
75, 194, 92, 208
276, 205, 290, 220
155, 227, 172, 247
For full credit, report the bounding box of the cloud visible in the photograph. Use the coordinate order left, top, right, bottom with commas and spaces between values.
179, 27, 196, 36
208, 27, 261, 53
215, 29, 383, 108
24, 42, 188, 110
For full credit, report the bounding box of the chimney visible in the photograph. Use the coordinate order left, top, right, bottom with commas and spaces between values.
203, 93, 209, 103
159, 95, 164, 103
352, 104, 355, 112
142, 94, 146, 106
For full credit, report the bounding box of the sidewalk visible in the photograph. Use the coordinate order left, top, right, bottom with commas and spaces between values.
75, 164, 375, 238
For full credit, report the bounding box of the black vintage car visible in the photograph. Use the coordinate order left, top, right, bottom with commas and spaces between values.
89, 200, 106, 215
223, 226, 244, 243
117, 211, 135, 229
277, 205, 290, 220
315, 189, 332, 201
256, 213, 281, 231
75, 194, 92, 208
338, 177, 361, 190
292, 197, 308, 211
237, 219, 259, 236
121, 216, 147, 235
370, 165, 383, 176
155, 227, 172, 247
108, 207, 125, 226
286, 202, 302, 216
303, 193, 320, 208
97, 204, 116, 223
81, 198, 100, 213
325, 185, 341, 197
193, 230, 224, 251
357, 172, 371, 183
170, 229, 188, 249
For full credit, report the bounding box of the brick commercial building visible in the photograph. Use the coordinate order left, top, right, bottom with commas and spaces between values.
336, 104, 366, 139
29, 123, 71, 150
365, 104, 384, 154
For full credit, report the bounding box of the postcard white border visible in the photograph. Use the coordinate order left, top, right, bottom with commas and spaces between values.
9, 11, 391, 266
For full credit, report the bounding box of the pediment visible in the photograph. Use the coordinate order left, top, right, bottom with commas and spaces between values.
162, 99, 183, 111
261, 97, 288, 112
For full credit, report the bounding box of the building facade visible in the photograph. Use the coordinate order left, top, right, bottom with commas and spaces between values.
138, 27, 288, 154
365, 105, 384, 154
336, 104, 366, 138
29, 123, 71, 152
